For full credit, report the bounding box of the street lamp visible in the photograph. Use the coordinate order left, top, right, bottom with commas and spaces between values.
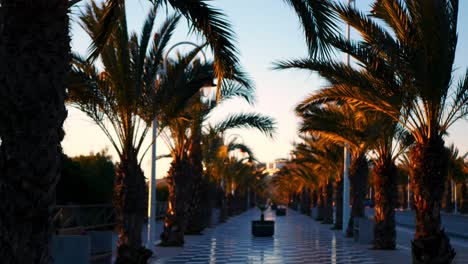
407, 175, 411, 210
342, 0, 355, 235
146, 41, 208, 254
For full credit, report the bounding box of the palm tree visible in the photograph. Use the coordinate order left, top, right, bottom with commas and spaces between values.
0, 1, 69, 263
272, 162, 313, 211
280, 1, 466, 261
0, 0, 245, 262
294, 103, 372, 237
67, 2, 213, 261
158, 61, 276, 245
292, 135, 342, 223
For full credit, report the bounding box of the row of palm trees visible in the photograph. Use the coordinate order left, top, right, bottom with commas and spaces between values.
0, 0, 271, 263
275, 0, 467, 263
68, 1, 275, 262
1, 0, 466, 263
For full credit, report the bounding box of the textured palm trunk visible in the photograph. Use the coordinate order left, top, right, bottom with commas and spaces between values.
346, 154, 368, 237
333, 178, 343, 229
113, 150, 151, 263
312, 190, 318, 208
373, 160, 397, 249
0, 1, 69, 263
219, 187, 228, 222
322, 181, 334, 224
315, 186, 324, 221
185, 128, 205, 235
299, 188, 307, 214
160, 158, 194, 246
186, 177, 209, 234
410, 137, 455, 263
443, 177, 453, 213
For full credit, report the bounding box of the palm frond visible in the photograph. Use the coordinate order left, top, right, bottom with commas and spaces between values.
282, 0, 338, 58
213, 113, 276, 138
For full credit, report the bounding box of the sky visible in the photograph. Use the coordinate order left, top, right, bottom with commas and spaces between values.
64, 0, 468, 179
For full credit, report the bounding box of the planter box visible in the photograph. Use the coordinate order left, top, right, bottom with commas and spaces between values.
50, 235, 90, 264
89, 231, 113, 264
353, 217, 374, 244
276, 208, 286, 216
252, 220, 275, 237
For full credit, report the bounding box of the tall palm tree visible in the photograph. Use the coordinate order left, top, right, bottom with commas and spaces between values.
272, 162, 313, 210
158, 61, 275, 245
0, 0, 245, 262
294, 103, 372, 237
281, 1, 466, 261
292, 135, 342, 223
201, 130, 257, 222
67, 2, 212, 261
0, 1, 69, 263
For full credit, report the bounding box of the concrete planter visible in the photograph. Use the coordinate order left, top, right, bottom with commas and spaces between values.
276, 208, 286, 216
89, 231, 113, 264
353, 217, 374, 244
51, 235, 90, 264
89, 231, 113, 254
252, 220, 275, 237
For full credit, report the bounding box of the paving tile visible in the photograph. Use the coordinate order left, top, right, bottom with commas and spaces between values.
153, 209, 383, 264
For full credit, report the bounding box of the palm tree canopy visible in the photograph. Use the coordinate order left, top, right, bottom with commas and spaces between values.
88, 0, 253, 95
282, 0, 339, 58
68, 1, 207, 163
277, 0, 468, 143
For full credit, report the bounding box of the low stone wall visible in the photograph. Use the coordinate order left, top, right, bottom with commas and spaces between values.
51, 235, 90, 264
51, 231, 113, 264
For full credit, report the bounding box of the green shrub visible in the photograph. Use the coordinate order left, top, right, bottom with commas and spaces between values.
57, 150, 115, 204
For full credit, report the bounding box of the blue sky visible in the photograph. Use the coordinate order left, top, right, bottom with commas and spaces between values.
64, 0, 468, 178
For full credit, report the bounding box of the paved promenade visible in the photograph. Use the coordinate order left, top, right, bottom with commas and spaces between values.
153, 209, 385, 264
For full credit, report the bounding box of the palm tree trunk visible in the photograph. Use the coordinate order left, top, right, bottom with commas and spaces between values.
373, 160, 397, 249
346, 154, 368, 237
160, 158, 192, 246
113, 150, 151, 263
443, 177, 453, 213
333, 177, 343, 229
219, 187, 228, 222
185, 177, 209, 234
410, 137, 455, 263
300, 187, 310, 215
315, 186, 324, 221
185, 128, 206, 234
0, 1, 69, 263
322, 182, 334, 224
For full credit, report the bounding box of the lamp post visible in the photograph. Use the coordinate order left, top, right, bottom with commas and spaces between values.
146, 41, 207, 253
342, 0, 355, 235
453, 180, 458, 214
407, 175, 411, 210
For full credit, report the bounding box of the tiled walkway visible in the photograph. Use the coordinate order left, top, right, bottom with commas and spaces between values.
154, 209, 382, 264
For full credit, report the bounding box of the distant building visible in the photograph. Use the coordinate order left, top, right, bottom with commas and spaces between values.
263, 158, 288, 176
